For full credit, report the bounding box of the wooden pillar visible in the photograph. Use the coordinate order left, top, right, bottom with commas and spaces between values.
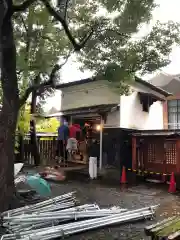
99, 112, 107, 170
99, 116, 104, 170
132, 136, 137, 169
176, 138, 180, 174
163, 101, 168, 129
70, 116, 73, 125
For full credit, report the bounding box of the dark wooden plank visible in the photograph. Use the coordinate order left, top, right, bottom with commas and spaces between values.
145, 217, 177, 236
151, 218, 180, 238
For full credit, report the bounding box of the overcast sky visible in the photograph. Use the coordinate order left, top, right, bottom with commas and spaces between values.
45, 0, 180, 111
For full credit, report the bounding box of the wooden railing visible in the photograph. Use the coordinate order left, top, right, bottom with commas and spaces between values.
17, 133, 58, 166
18, 129, 132, 168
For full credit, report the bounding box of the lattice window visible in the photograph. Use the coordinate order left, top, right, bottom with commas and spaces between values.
165, 142, 177, 165
168, 100, 180, 129
147, 143, 156, 163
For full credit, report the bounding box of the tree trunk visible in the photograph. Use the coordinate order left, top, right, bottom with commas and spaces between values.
0, 3, 20, 212
15, 133, 24, 163
30, 77, 40, 166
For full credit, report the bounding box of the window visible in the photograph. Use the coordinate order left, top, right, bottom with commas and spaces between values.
168, 100, 180, 129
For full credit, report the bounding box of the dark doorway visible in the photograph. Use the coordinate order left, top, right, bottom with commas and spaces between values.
102, 128, 133, 169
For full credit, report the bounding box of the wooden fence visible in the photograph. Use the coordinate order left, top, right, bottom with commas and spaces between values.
16, 133, 58, 166
23, 138, 57, 166
18, 129, 133, 167
132, 134, 180, 175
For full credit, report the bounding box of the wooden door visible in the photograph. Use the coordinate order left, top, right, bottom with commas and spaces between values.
164, 140, 177, 174
144, 138, 165, 174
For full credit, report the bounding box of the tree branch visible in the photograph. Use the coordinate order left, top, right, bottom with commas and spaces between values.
41, 0, 97, 51
41, 0, 81, 51
19, 75, 51, 107
105, 28, 129, 38
64, 0, 70, 20
13, 0, 36, 12
20, 15, 28, 33
57, 0, 70, 20
19, 50, 72, 106
58, 49, 73, 69
79, 23, 99, 48
41, 35, 53, 42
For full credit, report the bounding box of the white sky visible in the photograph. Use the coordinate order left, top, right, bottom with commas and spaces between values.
45, 0, 180, 111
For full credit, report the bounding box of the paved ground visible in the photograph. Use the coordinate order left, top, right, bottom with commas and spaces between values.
18, 168, 180, 239
45, 178, 180, 240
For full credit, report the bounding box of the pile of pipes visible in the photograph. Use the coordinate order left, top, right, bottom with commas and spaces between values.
1, 192, 158, 240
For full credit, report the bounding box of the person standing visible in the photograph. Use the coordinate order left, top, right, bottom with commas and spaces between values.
88, 139, 99, 179
56, 120, 69, 164
69, 123, 82, 140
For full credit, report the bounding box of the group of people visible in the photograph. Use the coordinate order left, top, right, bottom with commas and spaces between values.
56, 121, 81, 163
56, 120, 99, 179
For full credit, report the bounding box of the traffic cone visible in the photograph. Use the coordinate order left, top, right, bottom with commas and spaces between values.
120, 166, 127, 184
168, 172, 176, 193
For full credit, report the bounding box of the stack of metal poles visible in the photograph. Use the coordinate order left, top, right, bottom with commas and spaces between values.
1, 206, 158, 240
0, 191, 159, 240
2, 192, 76, 217
3, 204, 104, 232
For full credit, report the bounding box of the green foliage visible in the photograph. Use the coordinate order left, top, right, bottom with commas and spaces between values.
12, 0, 180, 98
72, 0, 180, 90
15, 104, 31, 153
13, 2, 70, 103
36, 117, 59, 133
17, 104, 31, 135
36, 117, 59, 140
14, 5, 69, 76
6, 0, 180, 154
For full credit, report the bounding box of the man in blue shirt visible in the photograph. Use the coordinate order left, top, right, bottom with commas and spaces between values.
56, 121, 69, 164
57, 121, 69, 141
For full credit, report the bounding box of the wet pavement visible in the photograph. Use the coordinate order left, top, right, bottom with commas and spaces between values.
19, 168, 180, 239
47, 180, 180, 240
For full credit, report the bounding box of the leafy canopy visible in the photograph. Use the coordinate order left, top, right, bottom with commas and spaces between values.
36, 117, 60, 140
15, 104, 31, 153
3, 0, 180, 155
17, 104, 31, 135
12, 0, 180, 97
68, 0, 180, 91
13, 2, 71, 103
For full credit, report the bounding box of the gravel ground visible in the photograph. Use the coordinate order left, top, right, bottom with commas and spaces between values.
44, 179, 180, 240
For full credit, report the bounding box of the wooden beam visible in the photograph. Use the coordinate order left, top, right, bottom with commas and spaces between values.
166, 95, 180, 100
176, 139, 180, 173
163, 101, 168, 129
132, 136, 137, 169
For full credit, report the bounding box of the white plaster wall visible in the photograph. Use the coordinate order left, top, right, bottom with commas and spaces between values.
105, 109, 120, 127
60, 79, 164, 130
120, 91, 164, 130
61, 80, 120, 111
